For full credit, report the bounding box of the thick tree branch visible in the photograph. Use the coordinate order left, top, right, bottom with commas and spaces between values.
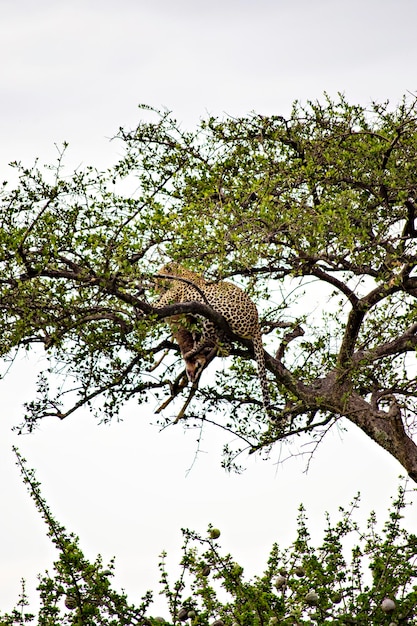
343, 392, 417, 481
351, 322, 417, 366
337, 307, 367, 368
258, 345, 417, 479
337, 282, 402, 367
308, 266, 359, 306
404, 198, 417, 237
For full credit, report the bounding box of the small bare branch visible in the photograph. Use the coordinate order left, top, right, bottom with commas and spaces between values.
275, 325, 305, 361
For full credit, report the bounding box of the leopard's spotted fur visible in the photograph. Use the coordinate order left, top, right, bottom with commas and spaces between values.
155, 262, 272, 415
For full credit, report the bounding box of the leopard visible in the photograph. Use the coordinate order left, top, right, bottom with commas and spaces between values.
154, 262, 272, 416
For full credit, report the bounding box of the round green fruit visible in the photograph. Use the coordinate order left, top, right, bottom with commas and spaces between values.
294, 566, 305, 577
231, 562, 243, 576
304, 591, 319, 606
64, 595, 77, 610
209, 528, 221, 539
381, 597, 395, 613
177, 608, 189, 621
274, 575, 286, 589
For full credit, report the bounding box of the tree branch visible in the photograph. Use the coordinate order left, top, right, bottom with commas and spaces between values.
351, 322, 417, 366
337, 282, 402, 368
308, 266, 359, 306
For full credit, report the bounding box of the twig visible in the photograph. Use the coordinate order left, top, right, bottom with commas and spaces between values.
275, 325, 305, 360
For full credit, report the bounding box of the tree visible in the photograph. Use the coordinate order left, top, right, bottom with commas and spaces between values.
3, 449, 417, 625
2, 95, 417, 476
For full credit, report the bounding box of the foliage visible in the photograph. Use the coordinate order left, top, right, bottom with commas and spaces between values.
2, 450, 417, 625
1, 449, 152, 626
2, 95, 417, 474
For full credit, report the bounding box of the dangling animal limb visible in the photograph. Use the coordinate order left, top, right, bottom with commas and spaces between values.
155, 370, 189, 413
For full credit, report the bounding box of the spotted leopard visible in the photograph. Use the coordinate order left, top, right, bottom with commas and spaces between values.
155, 262, 272, 416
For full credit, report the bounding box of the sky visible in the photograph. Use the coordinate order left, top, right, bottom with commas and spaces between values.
1, 0, 417, 615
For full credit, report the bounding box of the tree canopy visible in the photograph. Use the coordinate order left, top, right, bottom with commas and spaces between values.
2, 94, 417, 476
3, 450, 417, 625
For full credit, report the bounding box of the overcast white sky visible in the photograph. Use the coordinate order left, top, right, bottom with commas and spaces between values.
1, 0, 417, 615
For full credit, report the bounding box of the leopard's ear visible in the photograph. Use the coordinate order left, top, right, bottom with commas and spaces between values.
157, 261, 185, 276
154, 262, 182, 291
